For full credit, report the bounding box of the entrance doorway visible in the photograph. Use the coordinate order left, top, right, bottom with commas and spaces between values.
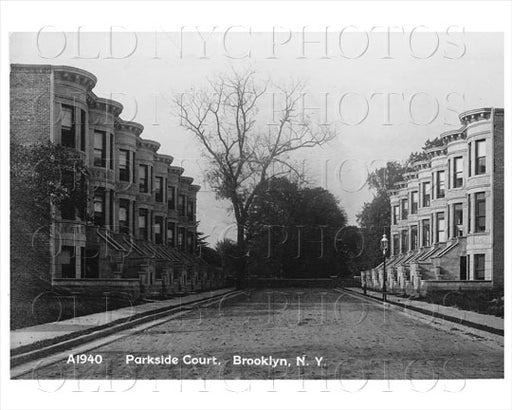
83, 248, 99, 278
459, 256, 467, 280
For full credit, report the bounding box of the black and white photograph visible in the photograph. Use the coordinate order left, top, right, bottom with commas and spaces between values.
1, 1, 511, 410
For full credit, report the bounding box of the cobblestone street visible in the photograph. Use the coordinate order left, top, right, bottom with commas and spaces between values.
22, 289, 503, 380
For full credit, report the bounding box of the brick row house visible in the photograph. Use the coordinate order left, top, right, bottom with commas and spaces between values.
361, 107, 504, 296
10, 64, 226, 299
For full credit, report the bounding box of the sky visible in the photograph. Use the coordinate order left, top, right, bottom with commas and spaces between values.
10, 31, 504, 245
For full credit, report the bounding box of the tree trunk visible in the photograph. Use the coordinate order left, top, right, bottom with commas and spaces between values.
236, 221, 246, 249
235, 218, 247, 289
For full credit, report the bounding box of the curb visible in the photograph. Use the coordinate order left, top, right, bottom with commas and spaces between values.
337, 287, 504, 337
11, 288, 240, 368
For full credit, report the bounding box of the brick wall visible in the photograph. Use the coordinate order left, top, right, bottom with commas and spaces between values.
492, 109, 504, 290
10, 65, 52, 145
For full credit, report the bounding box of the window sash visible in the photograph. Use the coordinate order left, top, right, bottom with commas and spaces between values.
422, 182, 431, 207
401, 230, 409, 252
392, 234, 399, 255
167, 222, 175, 245
393, 206, 399, 224
154, 217, 163, 243
62, 105, 74, 129
474, 254, 485, 280
436, 212, 445, 242
139, 165, 149, 193
411, 192, 418, 214
93, 131, 106, 167
422, 220, 431, 247
475, 140, 486, 174
119, 150, 130, 181
475, 193, 486, 232
436, 171, 445, 198
453, 157, 463, 187
138, 209, 148, 239
411, 226, 418, 250
155, 177, 164, 202
61, 105, 76, 148
401, 199, 408, 219
168, 187, 176, 209
119, 200, 129, 222
453, 203, 463, 237
93, 189, 105, 226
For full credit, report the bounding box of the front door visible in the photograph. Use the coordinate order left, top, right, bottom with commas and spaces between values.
84, 248, 99, 278
459, 256, 467, 280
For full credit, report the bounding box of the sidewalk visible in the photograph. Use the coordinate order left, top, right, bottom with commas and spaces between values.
11, 288, 236, 355
342, 287, 504, 336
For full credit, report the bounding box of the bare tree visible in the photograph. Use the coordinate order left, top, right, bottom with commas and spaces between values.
175, 69, 336, 249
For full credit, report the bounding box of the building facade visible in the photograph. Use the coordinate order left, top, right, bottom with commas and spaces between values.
10, 64, 225, 298
361, 107, 504, 296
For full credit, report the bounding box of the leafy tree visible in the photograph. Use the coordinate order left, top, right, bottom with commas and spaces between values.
174, 70, 335, 251
356, 161, 407, 271
10, 141, 89, 320
11, 141, 89, 226
366, 160, 405, 195
246, 177, 348, 278
215, 239, 244, 282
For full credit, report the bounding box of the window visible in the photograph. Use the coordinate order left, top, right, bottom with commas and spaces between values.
109, 134, 114, 170
436, 212, 445, 242
61, 105, 75, 148
154, 216, 163, 244
178, 195, 186, 216
468, 194, 472, 233
139, 165, 149, 193
119, 199, 130, 234
393, 205, 400, 225
453, 203, 463, 237
132, 153, 136, 182
178, 227, 185, 250
155, 177, 164, 202
187, 199, 194, 221
138, 208, 148, 239
119, 150, 130, 182
401, 198, 408, 220
475, 192, 486, 232
411, 225, 418, 250
392, 234, 399, 256
80, 109, 86, 151
401, 230, 409, 253
93, 188, 105, 227
453, 157, 463, 188
93, 130, 106, 167
474, 254, 485, 280
187, 231, 194, 252
475, 139, 486, 175
422, 182, 431, 207
468, 142, 472, 177
411, 191, 418, 214
109, 190, 114, 229
422, 219, 431, 247
60, 246, 76, 278
168, 186, 176, 210
150, 167, 153, 193
436, 170, 445, 199
167, 222, 176, 246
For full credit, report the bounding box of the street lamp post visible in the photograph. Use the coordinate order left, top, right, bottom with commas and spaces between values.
380, 233, 389, 302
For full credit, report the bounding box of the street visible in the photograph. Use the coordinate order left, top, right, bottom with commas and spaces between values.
17, 288, 503, 380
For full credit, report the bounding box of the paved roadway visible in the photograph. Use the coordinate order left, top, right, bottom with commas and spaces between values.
15, 288, 503, 380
